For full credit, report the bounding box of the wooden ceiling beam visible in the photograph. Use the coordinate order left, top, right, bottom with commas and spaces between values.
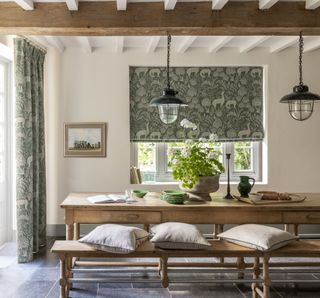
164, 0, 177, 10
14, 0, 33, 10
259, 0, 279, 10
76, 36, 92, 53
1, 2, 320, 36
115, 36, 124, 52
306, 0, 320, 10
45, 36, 65, 52
240, 36, 269, 53
304, 37, 320, 52
208, 36, 233, 53
117, 0, 127, 11
177, 36, 197, 53
212, 0, 229, 10
146, 36, 161, 53
269, 36, 298, 53
65, 0, 78, 11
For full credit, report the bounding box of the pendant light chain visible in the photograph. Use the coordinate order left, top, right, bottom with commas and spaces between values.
299, 31, 304, 87
167, 34, 171, 89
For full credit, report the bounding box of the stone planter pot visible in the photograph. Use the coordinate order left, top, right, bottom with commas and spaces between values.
179, 175, 220, 201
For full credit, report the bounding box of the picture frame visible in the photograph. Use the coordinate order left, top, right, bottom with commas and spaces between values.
64, 122, 107, 157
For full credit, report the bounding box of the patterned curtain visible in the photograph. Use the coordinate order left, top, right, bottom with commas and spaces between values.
130, 66, 264, 142
14, 39, 46, 263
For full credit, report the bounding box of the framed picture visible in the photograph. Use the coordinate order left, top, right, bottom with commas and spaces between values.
64, 122, 107, 157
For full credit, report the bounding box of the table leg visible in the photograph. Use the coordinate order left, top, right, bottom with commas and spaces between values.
74, 223, 81, 262
237, 257, 246, 280
251, 257, 260, 298
66, 223, 74, 241
263, 255, 271, 298
294, 224, 299, 236
59, 255, 67, 298
74, 223, 80, 240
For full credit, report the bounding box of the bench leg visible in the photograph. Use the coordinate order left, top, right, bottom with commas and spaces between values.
66, 257, 73, 292
143, 224, 150, 232
160, 256, 169, 288
158, 258, 162, 276
237, 257, 246, 280
213, 225, 225, 263
262, 255, 271, 298
59, 255, 67, 298
251, 257, 260, 298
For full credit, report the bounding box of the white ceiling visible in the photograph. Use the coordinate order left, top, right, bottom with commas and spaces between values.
22, 35, 320, 54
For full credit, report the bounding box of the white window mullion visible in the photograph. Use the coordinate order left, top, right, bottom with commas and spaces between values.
0, 56, 12, 246
133, 140, 262, 184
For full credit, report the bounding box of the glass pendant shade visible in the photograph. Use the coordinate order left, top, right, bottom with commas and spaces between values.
158, 105, 179, 124
150, 34, 188, 124
150, 88, 187, 124
280, 85, 319, 121
280, 32, 320, 121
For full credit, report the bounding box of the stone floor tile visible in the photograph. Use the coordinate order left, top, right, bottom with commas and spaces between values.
169, 284, 243, 298
97, 288, 171, 298
10, 281, 56, 298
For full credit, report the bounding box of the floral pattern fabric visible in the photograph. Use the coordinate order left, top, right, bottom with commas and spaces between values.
14, 39, 46, 263
130, 66, 264, 142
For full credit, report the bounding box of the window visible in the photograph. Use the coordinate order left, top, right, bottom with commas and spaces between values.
131, 141, 262, 184
0, 47, 13, 246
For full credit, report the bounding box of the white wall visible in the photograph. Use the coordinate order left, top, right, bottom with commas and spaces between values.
45, 47, 320, 225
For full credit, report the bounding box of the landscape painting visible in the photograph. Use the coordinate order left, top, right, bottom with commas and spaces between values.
64, 123, 107, 157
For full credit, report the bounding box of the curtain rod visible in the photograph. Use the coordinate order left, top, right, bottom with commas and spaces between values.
16, 35, 47, 54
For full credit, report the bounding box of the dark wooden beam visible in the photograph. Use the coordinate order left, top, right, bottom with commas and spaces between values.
1, 1, 320, 36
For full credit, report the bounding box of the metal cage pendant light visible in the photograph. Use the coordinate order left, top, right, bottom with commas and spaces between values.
150, 34, 188, 124
280, 32, 320, 121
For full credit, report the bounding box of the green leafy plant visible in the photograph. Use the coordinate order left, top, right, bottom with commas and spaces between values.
169, 119, 225, 189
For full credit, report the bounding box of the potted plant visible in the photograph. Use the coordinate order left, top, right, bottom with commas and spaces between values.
169, 119, 225, 201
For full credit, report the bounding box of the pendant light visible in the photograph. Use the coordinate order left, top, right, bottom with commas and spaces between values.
280, 32, 320, 121
150, 34, 188, 124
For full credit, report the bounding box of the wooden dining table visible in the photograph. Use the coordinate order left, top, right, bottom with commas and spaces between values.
61, 192, 320, 240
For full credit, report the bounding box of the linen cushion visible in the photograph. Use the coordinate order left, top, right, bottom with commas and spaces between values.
218, 224, 298, 251
150, 222, 211, 250
79, 224, 149, 254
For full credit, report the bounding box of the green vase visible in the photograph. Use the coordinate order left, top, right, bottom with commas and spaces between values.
237, 176, 255, 197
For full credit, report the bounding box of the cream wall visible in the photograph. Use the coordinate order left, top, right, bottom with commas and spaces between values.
46, 47, 320, 225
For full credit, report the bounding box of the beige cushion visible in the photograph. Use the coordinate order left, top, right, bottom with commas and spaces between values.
79, 224, 149, 254
218, 224, 298, 251
150, 222, 211, 250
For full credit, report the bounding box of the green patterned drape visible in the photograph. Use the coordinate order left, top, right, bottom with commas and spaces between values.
14, 39, 46, 263
130, 66, 264, 142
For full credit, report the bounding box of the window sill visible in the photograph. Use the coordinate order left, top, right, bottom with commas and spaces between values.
131, 181, 268, 187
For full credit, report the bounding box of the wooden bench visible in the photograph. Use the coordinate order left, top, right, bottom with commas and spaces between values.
51, 239, 320, 298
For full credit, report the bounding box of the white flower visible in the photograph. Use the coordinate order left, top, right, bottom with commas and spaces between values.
171, 158, 178, 164
208, 151, 218, 159
209, 133, 218, 142
180, 118, 197, 130
182, 148, 191, 157
198, 137, 207, 143
185, 139, 194, 144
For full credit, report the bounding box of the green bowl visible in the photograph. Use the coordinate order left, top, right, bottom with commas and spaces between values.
162, 196, 185, 205
163, 190, 185, 195
133, 190, 148, 198
161, 190, 186, 204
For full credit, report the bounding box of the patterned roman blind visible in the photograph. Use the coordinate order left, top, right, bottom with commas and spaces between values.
130, 66, 264, 142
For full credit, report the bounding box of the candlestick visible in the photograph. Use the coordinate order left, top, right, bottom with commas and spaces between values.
224, 153, 234, 200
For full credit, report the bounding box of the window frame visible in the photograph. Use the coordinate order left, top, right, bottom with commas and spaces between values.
131, 141, 262, 183
0, 45, 14, 244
